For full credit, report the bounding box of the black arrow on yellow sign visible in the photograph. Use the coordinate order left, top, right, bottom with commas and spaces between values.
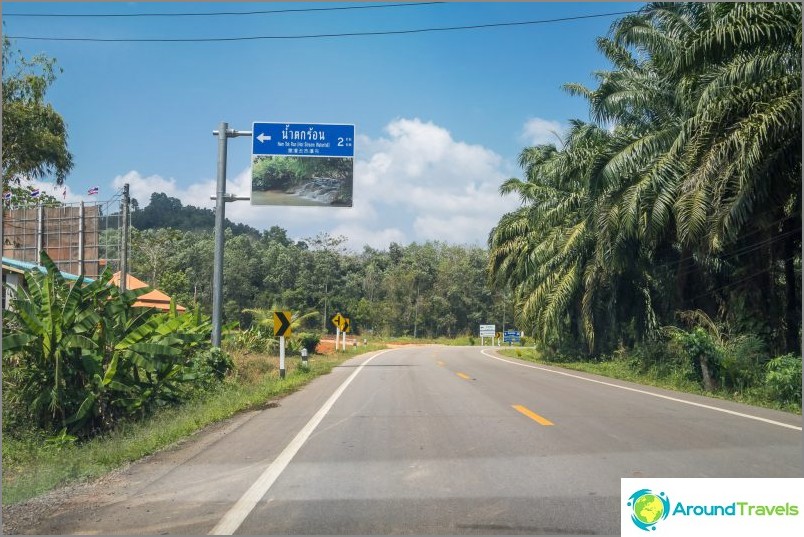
331, 313, 344, 331
342, 317, 351, 333
274, 311, 292, 337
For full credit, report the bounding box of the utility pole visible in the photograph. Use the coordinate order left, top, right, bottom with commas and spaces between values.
502, 291, 506, 334
322, 278, 329, 332
211, 122, 251, 347
120, 183, 130, 292
413, 280, 419, 338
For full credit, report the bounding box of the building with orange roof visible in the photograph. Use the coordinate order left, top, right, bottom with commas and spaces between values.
111, 271, 187, 312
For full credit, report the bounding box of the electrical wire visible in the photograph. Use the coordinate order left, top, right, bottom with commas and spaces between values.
5, 10, 643, 43
3, 2, 445, 18
685, 254, 799, 305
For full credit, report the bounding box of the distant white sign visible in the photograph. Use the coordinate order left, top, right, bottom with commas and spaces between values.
479, 324, 496, 337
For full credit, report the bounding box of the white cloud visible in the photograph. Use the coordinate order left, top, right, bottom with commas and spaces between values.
413, 214, 495, 246
113, 170, 183, 204
520, 117, 566, 147
110, 118, 521, 250
329, 225, 408, 250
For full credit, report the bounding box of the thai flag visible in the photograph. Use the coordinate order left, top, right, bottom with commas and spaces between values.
2, 191, 11, 201
88, 186, 99, 195
30, 189, 41, 198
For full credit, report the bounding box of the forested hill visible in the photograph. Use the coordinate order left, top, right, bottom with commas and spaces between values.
131, 192, 260, 237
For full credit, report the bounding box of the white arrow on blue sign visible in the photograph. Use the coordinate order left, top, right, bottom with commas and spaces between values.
252, 122, 355, 158
503, 330, 521, 343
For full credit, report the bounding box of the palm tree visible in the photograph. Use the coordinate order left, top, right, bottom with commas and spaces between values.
608, 2, 801, 353
490, 121, 660, 354
568, 2, 800, 352
490, 2, 801, 358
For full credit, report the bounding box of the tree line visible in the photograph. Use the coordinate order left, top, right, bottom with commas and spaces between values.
130, 198, 509, 338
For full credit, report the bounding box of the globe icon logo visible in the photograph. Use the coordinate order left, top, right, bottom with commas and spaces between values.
627, 489, 670, 531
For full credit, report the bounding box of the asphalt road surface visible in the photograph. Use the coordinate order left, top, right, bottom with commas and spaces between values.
14, 345, 802, 535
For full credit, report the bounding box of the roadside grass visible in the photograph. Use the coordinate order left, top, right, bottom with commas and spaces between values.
497, 347, 802, 414
380, 335, 476, 346
1, 343, 387, 505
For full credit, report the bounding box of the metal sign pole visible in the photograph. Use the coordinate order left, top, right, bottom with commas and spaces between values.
211, 122, 229, 348
211, 122, 252, 348
279, 335, 286, 379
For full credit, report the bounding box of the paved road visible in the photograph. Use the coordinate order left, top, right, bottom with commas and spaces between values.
16, 346, 802, 535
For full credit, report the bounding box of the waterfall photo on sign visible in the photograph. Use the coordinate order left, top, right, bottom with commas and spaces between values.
251, 155, 353, 207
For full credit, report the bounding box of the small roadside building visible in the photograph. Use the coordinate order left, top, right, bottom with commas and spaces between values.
2, 256, 91, 309
111, 272, 187, 312
1, 257, 186, 313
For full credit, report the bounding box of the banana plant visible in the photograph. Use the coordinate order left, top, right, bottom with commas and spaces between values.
2, 254, 132, 430
3, 252, 219, 436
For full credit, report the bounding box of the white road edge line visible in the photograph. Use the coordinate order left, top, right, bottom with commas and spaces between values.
480, 348, 802, 431
209, 348, 393, 535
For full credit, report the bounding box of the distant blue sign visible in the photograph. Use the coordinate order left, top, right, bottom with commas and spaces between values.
503, 330, 521, 343
252, 122, 355, 158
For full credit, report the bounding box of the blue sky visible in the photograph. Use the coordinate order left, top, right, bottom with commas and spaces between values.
3, 1, 643, 249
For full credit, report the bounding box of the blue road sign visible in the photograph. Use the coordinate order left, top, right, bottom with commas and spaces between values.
252, 122, 355, 158
503, 330, 521, 343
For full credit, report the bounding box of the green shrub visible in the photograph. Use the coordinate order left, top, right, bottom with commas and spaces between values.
187, 348, 234, 390
296, 332, 321, 355
719, 334, 766, 392
225, 326, 275, 354
764, 354, 802, 407
665, 327, 722, 390
628, 340, 693, 379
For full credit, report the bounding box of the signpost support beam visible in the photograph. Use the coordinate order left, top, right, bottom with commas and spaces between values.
211, 122, 229, 348
279, 335, 286, 379
210, 123, 252, 348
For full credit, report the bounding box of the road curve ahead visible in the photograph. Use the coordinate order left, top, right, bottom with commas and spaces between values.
16, 345, 802, 535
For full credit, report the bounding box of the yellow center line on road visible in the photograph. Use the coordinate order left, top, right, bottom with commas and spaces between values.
512, 404, 554, 426
456, 372, 472, 380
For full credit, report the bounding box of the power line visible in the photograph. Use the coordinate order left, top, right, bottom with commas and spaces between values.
3, 2, 445, 18
6, 10, 642, 43
685, 254, 799, 305
600, 226, 801, 285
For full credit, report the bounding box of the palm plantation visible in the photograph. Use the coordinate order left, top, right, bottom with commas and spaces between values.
489, 2, 801, 392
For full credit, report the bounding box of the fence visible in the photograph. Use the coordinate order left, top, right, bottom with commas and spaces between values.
2, 198, 124, 278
